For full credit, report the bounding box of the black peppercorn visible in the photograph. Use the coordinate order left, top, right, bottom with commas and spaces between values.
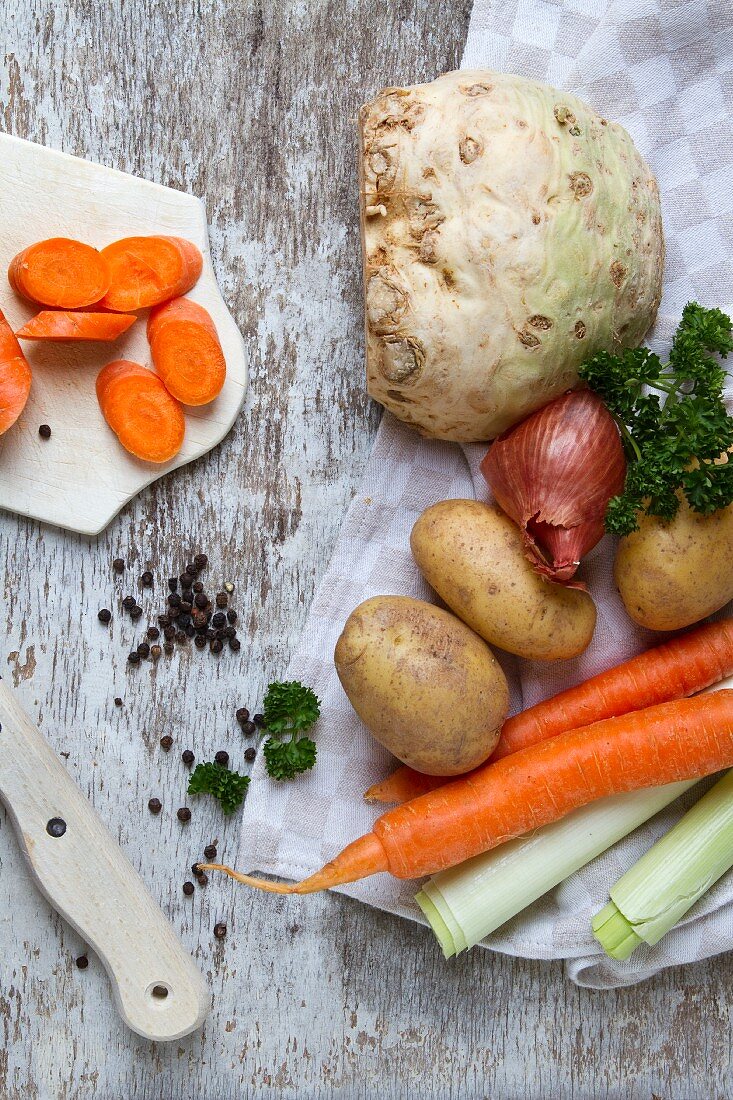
253, 713, 266, 728
185, 562, 198, 576
206, 628, 216, 641
177, 807, 191, 823
194, 635, 206, 649
210, 638, 223, 654
175, 630, 187, 644
197, 873, 209, 887
204, 844, 217, 859
128, 651, 141, 665
214, 750, 229, 767
183, 881, 195, 896
168, 577, 178, 592
224, 625, 236, 639
236, 708, 250, 723
194, 553, 208, 570
160, 735, 173, 751
180, 573, 193, 589
150, 644, 162, 661
137, 641, 150, 658
177, 613, 191, 628
158, 613, 171, 628
179, 600, 193, 615
213, 922, 227, 939
214, 628, 226, 642
192, 580, 204, 593
192, 862, 203, 877
114, 697, 123, 707
226, 609, 237, 624
130, 605, 143, 621
164, 641, 174, 655
168, 593, 182, 608
192, 610, 207, 628
141, 571, 154, 587
229, 637, 241, 652
244, 747, 256, 762
242, 720, 256, 736
182, 749, 195, 765
194, 592, 208, 609
215, 592, 228, 609
211, 611, 226, 629
147, 626, 160, 640
97, 608, 112, 624
148, 797, 162, 814
185, 624, 195, 638
164, 626, 175, 641
113, 558, 125, 574
76, 954, 89, 969
122, 595, 136, 610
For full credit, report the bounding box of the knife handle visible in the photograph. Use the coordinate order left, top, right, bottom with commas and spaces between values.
0, 680, 210, 1041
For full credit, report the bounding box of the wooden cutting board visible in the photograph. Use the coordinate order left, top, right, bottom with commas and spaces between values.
0, 133, 248, 535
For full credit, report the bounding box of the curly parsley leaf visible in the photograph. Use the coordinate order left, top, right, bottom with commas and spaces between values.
262, 680, 320, 781
578, 302, 733, 535
188, 762, 250, 814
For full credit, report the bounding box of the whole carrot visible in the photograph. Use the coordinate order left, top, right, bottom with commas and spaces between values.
366, 618, 733, 804
203, 690, 733, 893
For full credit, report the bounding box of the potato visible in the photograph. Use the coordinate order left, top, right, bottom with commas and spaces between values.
334, 595, 508, 775
615, 498, 733, 630
410, 499, 596, 661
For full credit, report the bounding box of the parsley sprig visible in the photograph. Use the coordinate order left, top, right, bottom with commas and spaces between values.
262, 680, 320, 781
188, 761, 250, 814
579, 302, 733, 535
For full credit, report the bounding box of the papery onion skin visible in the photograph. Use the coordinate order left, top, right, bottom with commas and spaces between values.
480, 390, 626, 583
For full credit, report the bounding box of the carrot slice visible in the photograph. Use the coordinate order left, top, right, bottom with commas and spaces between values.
147, 297, 225, 404
0, 310, 32, 435
8, 238, 110, 309
96, 359, 185, 462
99, 237, 203, 311
16, 311, 136, 342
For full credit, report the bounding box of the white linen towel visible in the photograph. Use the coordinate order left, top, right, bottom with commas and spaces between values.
239, 0, 733, 988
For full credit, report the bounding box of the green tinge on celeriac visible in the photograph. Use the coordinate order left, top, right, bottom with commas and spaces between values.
415, 780, 695, 958
593, 768, 733, 960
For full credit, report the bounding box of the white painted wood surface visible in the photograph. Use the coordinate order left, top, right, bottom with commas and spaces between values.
0, 133, 247, 535
1, 2, 733, 1098
0, 679, 210, 1040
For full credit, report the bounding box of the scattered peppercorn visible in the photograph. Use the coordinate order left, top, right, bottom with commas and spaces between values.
147, 626, 160, 640
164, 626, 175, 640
168, 593, 182, 608
226, 609, 237, 624
97, 608, 112, 624
158, 613, 171, 627
137, 641, 150, 658
160, 735, 173, 751
192, 610, 207, 628
210, 638, 223, 654
180, 573, 193, 590
194, 554, 208, 570
175, 630, 187, 644
148, 797, 162, 814
224, 582, 234, 594
179, 600, 193, 615
177, 807, 192, 823
192, 863, 203, 877
168, 577, 178, 592
114, 697, 123, 707
229, 637, 241, 652
76, 954, 89, 969
194, 635, 206, 650
185, 562, 197, 576
236, 708, 250, 723
215, 592, 228, 609
213, 922, 227, 940
141, 571, 154, 587
194, 592, 208, 609
128, 651, 140, 665
244, 747, 256, 763
197, 873, 209, 887
242, 721, 256, 736
212, 612, 226, 629
183, 881, 195, 896
253, 714, 266, 728
214, 750, 229, 767
206, 628, 216, 640
130, 605, 143, 621
204, 844, 217, 859
122, 595, 136, 610
164, 642, 174, 655
182, 750, 195, 766
150, 644, 162, 660
113, 558, 125, 574
224, 625, 236, 639
185, 624, 195, 638
192, 580, 203, 593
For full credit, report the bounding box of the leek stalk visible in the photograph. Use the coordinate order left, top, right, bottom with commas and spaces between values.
593, 768, 733, 959
415, 781, 694, 957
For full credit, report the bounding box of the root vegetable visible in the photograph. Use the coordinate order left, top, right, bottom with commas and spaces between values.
8, 238, 109, 309
0, 310, 32, 435
147, 297, 226, 405
96, 359, 185, 463
100, 236, 203, 311
16, 311, 136, 342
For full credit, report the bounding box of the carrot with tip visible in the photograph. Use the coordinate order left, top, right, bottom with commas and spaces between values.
0, 310, 32, 435
202, 690, 733, 894
365, 618, 733, 804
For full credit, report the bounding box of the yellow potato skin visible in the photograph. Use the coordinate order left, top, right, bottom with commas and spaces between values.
334, 595, 509, 776
615, 498, 733, 630
410, 499, 596, 661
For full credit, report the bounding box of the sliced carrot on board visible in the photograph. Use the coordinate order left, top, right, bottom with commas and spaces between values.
8, 238, 110, 309
147, 297, 225, 405
0, 310, 32, 435
16, 311, 136, 342
99, 237, 203, 312
96, 359, 185, 463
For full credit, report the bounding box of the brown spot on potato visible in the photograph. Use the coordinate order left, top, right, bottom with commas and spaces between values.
610, 260, 627, 287
528, 315, 553, 330
569, 172, 593, 198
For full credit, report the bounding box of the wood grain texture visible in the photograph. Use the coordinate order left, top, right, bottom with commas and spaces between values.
1, 1, 732, 1097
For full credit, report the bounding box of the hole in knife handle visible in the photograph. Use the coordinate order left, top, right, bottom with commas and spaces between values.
46, 817, 67, 837
147, 982, 171, 1002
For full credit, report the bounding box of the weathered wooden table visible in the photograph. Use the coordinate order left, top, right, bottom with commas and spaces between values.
1, 3, 732, 1097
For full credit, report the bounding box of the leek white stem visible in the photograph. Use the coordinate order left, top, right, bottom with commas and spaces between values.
593, 767, 733, 959
416, 781, 694, 957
